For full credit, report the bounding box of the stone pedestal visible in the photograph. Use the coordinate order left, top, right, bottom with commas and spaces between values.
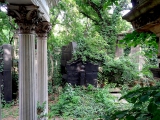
36, 22, 51, 119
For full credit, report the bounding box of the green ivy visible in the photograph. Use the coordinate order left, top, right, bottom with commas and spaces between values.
71, 33, 108, 64
109, 85, 160, 120
49, 84, 131, 119
99, 57, 140, 86
119, 31, 158, 59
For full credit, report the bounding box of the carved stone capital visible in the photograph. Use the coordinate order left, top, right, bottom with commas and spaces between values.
8, 5, 42, 34
36, 21, 52, 38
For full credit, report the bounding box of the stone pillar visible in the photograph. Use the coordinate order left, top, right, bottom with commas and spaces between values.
130, 45, 145, 71
36, 22, 51, 119
8, 5, 42, 120
115, 34, 124, 59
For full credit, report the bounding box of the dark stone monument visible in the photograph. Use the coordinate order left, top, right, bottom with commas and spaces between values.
61, 42, 99, 87
0, 44, 13, 102
64, 60, 98, 87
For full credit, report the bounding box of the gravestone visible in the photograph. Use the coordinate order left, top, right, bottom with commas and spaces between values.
65, 60, 98, 87
115, 34, 125, 59
85, 62, 98, 87
66, 61, 80, 85
61, 42, 99, 87
0, 44, 13, 102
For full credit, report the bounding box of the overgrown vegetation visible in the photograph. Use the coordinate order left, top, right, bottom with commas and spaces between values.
1, 0, 160, 119
99, 56, 140, 86
49, 84, 131, 119
109, 85, 160, 120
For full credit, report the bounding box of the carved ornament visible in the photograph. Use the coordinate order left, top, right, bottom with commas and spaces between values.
36, 21, 52, 38
8, 5, 42, 34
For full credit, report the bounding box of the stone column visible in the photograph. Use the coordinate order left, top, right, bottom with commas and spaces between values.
36, 22, 51, 119
8, 5, 42, 120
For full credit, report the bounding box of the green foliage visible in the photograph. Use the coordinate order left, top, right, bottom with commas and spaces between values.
52, 54, 62, 86
71, 33, 108, 63
49, 84, 131, 119
109, 85, 160, 120
48, 50, 62, 94
141, 59, 156, 78
37, 101, 47, 119
119, 31, 158, 78
0, 3, 16, 45
75, 0, 131, 56
99, 57, 140, 85
119, 31, 158, 58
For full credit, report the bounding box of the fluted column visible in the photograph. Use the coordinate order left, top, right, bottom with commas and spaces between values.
8, 5, 42, 120
36, 22, 52, 119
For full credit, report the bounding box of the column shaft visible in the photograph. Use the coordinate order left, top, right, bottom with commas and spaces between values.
19, 34, 37, 120
37, 37, 48, 118
36, 21, 51, 120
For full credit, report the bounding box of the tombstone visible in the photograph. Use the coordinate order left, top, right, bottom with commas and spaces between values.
65, 60, 98, 87
61, 42, 99, 87
66, 61, 80, 85
85, 62, 98, 87
115, 34, 125, 59
116, 33, 145, 71
0, 44, 13, 102
61, 42, 77, 83
129, 45, 145, 71
61, 42, 77, 67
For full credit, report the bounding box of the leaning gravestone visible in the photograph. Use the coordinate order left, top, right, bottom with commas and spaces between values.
0, 44, 13, 102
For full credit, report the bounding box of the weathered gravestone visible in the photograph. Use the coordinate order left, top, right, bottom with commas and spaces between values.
0, 44, 13, 102
65, 60, 98, 87
61, 42, 99, 87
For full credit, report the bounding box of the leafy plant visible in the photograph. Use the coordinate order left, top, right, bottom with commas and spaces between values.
71, 33, 108, 64
0, 2, 16, 45
49, 84, 131, 119
37, 101, 47, 119
99, 57, 140, 86
119, 31, 158, 59
109, 85, 160, 120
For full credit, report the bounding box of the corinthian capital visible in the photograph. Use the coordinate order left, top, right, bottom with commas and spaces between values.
8, 5, 42, 34
36, 21, 52, 38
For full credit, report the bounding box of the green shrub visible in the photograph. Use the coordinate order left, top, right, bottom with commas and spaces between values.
109, 85, 160, 120
49, 84, 131, 119
99, 57, 140, 86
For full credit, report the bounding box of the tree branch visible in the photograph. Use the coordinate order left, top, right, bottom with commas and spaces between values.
80, 11, 99, 25
85, 0, 103, 21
